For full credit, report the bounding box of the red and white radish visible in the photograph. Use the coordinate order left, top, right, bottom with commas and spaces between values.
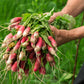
19, 51, 25, 60
17, 25, 25, 38
13, 40, 21, 52
23, 27, 30, 37
11, 17, 22, 23
34, 37, 43, 52
11, 61, 18, 72
46, 53, 54, 62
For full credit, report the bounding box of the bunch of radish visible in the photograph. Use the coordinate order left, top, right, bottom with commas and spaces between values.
1, 9, 76, 80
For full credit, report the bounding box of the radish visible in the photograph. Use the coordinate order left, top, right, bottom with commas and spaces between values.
15, 25, 22, 30
33, 56, 41, 72
17, 25, 25, 38
29, 51, 35, 59
33, 31, 39, 38
13, 34, 18, 41
3, 33, 13, 42
11, 61, 18, 72
18, 73, 22, 80
8, 21, 20, 30
13, 40, 21, 52
19, 51, 25, 60
26, 45, 34, 52
5, 47, 11, 53
47, 45, 56, 56
21, 37, 27, 43
9, 53, 17, 60
34, 37, 43, 52
42, 40, 46, 50
11, 17, 22, 23
6, 59, 12, 65
23, 27, 30, 37
31, 42, 35, 48
39, 67, 46, 75
21, 41, 29, 47
48, 36, 57, 48
30, 34, 36, 44
46, 53, 54, 62
36, 51, 41, 57
3, 54, 9, 60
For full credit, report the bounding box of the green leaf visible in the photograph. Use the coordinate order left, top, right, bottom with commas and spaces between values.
40, 34, 52, 47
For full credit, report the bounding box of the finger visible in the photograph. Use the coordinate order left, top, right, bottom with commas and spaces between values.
49, 25, 58, 35
49, 12, 63, 23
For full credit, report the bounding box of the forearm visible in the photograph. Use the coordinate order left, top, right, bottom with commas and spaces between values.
58, 26, 84, 46
62, 0, 84, 17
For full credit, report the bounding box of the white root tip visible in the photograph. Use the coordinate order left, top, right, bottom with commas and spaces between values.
34, 46, 40, 52
6, 59, 12, 65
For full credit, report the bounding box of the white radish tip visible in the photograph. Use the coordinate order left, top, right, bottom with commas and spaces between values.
6, 59, 12, 65
6, 65, 11, 71
2, 43, 7, 48
34, 46, 41, 52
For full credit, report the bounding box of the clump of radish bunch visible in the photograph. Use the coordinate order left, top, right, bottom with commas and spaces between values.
1, 9, 76, 80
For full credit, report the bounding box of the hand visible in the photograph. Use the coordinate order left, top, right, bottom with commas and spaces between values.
50, 25, 84, 47
49, 0, 84, 23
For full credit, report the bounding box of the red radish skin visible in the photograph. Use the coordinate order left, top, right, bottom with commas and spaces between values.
48, 36, 57, 47
42, 40, 46, 50
15, 25, 22, 30
33, 31, 39, 38
13, 34, 18, 40
11, 61, 18, 72
9, 53, 17, 60
19, 51, 25, 60
47, 45, 56, 56
8, 21, 20, 30
34, 37, 43, 52
21, 41, 29, 47
23, 27, 30, 37
11, 17, 22, 23
39, 67, 46, 75
30, 34, 36, 43
13, 40, 21, 51
29, 51, 35, 59
21, 37, 27, 43
17, 26, 25, 38
6, 47, 11, 53
33, 56, 41, 72
46, 53, 54, 62
26, 45, 34, 52
31, 42, 35, 48
4, 33, 13, 42
36, 51, 41, 57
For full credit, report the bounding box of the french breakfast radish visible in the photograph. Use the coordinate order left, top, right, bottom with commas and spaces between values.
11, 17, 22, 23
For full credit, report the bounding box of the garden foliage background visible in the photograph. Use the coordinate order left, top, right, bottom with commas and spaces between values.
0, 0, 84, 84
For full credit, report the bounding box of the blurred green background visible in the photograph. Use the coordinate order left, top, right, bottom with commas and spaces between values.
0, 0, 84, 84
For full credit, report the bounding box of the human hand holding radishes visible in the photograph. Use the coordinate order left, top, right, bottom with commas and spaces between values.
50, 25, 84, 47
49, 0, 84, 23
